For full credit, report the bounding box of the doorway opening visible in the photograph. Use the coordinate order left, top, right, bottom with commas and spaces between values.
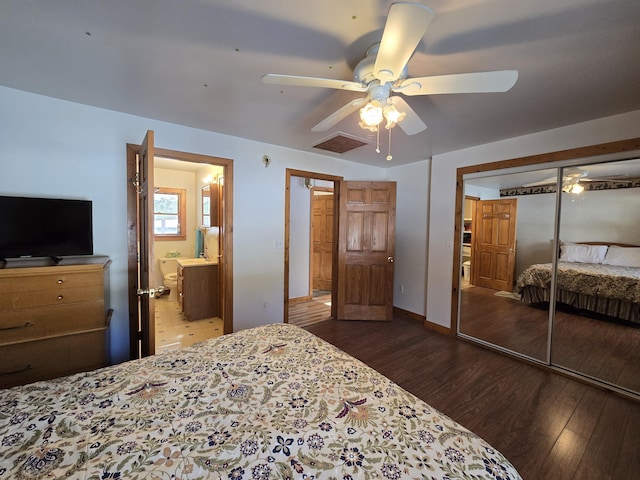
153, 156, 225, 353
127, 138, 233, 359
285, 169, 342, 326
460, 195, 477, 289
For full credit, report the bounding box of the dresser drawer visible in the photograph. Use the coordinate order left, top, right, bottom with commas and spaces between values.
0, 301, 105, 345
0, 270, 103, 293
0, 285, 104, 309
0, 329, 107, 389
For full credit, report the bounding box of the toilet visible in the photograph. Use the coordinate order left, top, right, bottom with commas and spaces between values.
462, 260, 471, 280
159, 258, 179, 302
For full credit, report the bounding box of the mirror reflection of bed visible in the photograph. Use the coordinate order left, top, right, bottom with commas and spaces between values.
458, 156, 640, 397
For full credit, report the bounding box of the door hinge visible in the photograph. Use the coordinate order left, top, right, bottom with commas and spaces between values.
131, 172, 142, 194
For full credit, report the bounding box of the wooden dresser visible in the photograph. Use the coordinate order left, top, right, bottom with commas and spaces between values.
0, 258, 111, 389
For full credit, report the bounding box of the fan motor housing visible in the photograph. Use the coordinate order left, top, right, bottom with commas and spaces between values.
354, 43, 408, 86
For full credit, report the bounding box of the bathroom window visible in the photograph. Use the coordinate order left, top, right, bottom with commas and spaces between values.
154, 187, 187, 240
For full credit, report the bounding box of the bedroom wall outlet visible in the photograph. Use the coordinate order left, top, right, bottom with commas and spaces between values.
261, 301, 268, 311
400, 284, 404, 294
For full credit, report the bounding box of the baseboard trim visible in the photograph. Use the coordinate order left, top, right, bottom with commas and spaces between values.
289, 295, 312, 306
392, 307, 424, 322
392, 307, 452, 335
423, 318, 451, 335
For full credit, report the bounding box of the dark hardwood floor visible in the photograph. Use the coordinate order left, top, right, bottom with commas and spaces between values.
459, 285, 640, 393
305, 313, 640, 480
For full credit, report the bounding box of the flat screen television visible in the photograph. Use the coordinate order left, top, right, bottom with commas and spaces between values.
0, 195, 93, 260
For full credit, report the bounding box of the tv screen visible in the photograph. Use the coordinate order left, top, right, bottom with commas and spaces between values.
0, 195, 93, 260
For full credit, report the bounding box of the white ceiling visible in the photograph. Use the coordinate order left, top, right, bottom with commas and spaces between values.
2, 0, 639, 167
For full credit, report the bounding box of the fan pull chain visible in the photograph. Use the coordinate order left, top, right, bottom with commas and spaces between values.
376, 127, 380, 153
386, 127, 393, 161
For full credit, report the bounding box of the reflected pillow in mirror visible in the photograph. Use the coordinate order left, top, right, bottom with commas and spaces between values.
602, 245, 640, 268
560, 242, 608, 264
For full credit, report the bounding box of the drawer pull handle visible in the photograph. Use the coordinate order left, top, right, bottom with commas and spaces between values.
0, 321, 33, 331
0, 364, 33, 376
57, 279, 64, 284
58, 295, 64, 301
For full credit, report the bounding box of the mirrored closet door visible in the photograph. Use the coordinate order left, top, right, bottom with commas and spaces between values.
553, 159, 640, 393
458, 168, 558, 362
455, 146, 640, 398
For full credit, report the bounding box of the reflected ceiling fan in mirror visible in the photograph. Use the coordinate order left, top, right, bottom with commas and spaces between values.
262, 2, 518, 160
522, 168, 633, 194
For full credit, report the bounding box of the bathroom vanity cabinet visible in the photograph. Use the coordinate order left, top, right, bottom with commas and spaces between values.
177, 260, 219, 321
0, 257, 111, 388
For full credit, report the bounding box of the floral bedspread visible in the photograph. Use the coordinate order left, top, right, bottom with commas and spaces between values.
517, 261, 640, 303
0, 324, 520, 479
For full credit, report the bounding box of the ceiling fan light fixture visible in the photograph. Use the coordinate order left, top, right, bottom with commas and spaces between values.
358, 97, 407, 160
383, 103, 406, 129
359, 101, 384, 128
563, 181, 584, 194
569, 182, 584, 194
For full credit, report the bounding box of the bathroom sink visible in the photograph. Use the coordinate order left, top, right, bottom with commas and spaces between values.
177, 258, 217, 267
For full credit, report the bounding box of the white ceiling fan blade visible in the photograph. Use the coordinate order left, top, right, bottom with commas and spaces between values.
311, 97, 368, 132
586, 177, 632, 183
262, 74, 367, 92
374, 3, 435, 83
396, 70, 518, 96
522, 176, 559, 187
389, 96, 427, 135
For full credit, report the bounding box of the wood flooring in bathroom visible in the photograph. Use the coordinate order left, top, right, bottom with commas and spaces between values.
154, 296, 223, 353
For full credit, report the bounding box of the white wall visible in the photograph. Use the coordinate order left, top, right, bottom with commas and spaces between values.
386, 160, 430, 315
0, 86, 387, 364
289, 177, 312, 298
559, 187, 640, 244
426, 110, 640, 328
511, 192, 557, 279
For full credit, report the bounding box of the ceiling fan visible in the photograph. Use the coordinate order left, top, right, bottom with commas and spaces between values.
262, 2, 518, 159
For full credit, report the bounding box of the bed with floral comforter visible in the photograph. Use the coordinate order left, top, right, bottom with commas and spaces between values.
517, 262, 640, 323
0, 323, 520, 479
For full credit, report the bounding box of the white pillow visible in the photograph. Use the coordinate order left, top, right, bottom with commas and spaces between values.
602, 245, 640, 268
560, 242, 608, 264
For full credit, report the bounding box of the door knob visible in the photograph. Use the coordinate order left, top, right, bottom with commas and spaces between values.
388, 256, 394, 263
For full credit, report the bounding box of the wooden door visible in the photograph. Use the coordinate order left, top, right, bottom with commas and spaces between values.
337, 181, 396, 321
312, 191, 333, 291
471, 199, 517, 291
136, 130, 156, 357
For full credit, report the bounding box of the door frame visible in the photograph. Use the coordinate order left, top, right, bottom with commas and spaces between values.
284, 169, 343, 323
127, 143, 234, 359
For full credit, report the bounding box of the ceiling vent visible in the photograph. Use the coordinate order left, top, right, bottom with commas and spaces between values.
312, 132, 370, 154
